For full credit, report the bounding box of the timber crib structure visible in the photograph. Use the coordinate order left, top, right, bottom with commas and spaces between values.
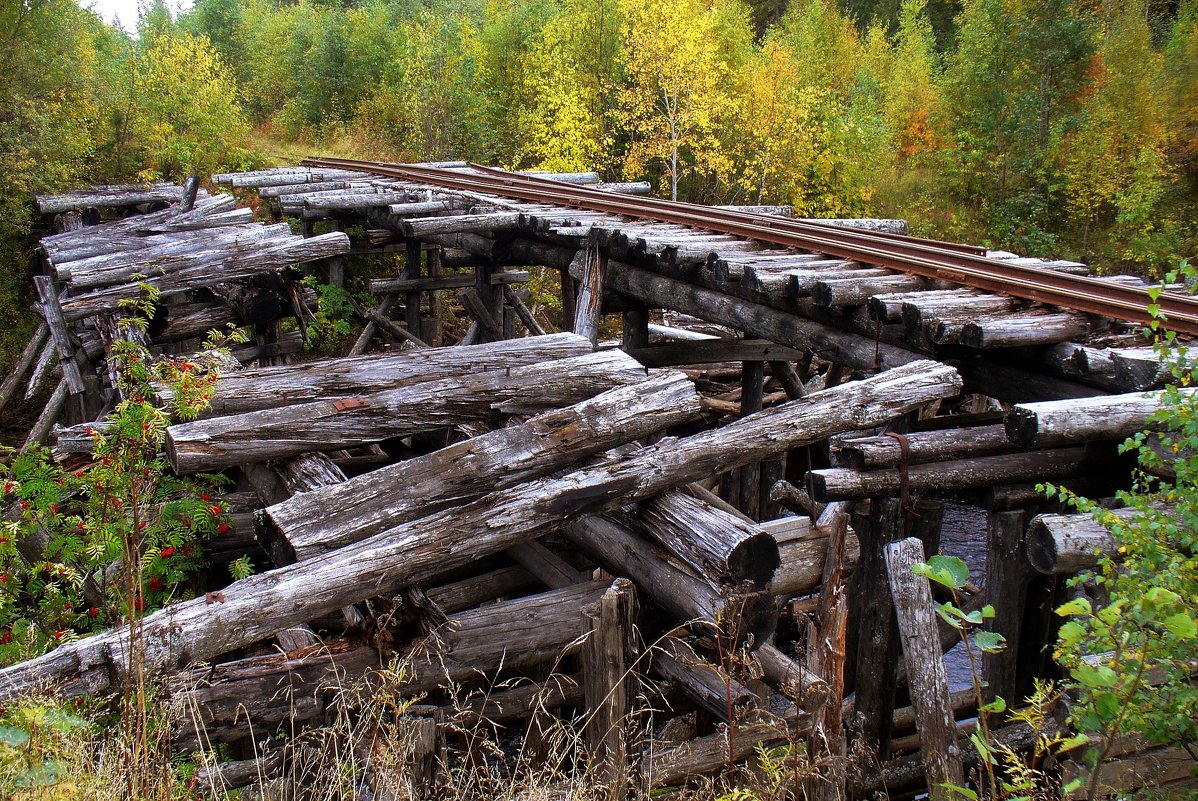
0, 163, 1192, 798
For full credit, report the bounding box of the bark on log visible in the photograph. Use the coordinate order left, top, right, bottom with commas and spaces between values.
832, 424, 1015, 470
885, 537, 965, 800
1026, 508, 1132, 574
808, 446, 1116, 502
630, 490, 780, 587
1004, 390, 1192, 448
652, 636, 759, 721
177, 331, 591, 417
265, 371, 699, 562
166, 349, 649, 473
768, 517, 861, 598
628, 339, 805, 368
0, 360, 960, 699
960, 312, 1095, 349
582, 579, 640, 794
35, 184, 188, 214
59, 233, 351, 321
608, 263, 924, 372
564, 514, 781, 648
0, 324, 49, 415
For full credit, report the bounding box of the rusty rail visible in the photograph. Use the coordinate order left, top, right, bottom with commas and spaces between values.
303, 157, 1198, 335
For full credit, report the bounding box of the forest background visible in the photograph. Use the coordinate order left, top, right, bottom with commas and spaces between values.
3, 0, 1198, 370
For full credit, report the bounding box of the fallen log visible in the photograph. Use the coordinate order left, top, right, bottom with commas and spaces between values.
831, 424, 1015, 470
808, 446, 1117, 502
1004, 389, 1193, 448
59, 233, 351, 321
1026, 507, 1137, 574
35, 184, 189, 214
0, 359, 960, 699
629, 490, 780, 587
165, 349, 651, 473
166, 331, 590, 417
265, 371, 700, 562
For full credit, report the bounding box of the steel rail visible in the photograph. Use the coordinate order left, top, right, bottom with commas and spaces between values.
303, 157, 1198, 334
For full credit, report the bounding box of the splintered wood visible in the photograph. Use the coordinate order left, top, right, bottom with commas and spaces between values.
3, 168, 1180, 800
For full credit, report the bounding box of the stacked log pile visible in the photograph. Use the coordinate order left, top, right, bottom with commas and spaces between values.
5, 168, 1191, 799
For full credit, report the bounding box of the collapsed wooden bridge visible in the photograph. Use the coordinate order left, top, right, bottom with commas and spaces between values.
0, 163, 1189, 798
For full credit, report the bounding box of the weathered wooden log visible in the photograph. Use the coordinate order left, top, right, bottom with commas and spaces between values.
401, 212, 522, 237
608, 263, 924, 372
425, 565, 538, 613
56, 224, 294, 286
169, 332, 591, 417
265, 371, 698, 561
572, 247, 604, 347
631, 490, 780, 587
582, 579, 640, 793
768, 516, 861, 598
957, 358, 1109, 403
0, 323, 49, 415
0, 361, 960, 698
812, 274, 927, 307
983, 509, 1032, 703
33, 277, 86, 397
173, 642, 380, 748
457, 287, 504, 341
166, 349, 649, 472
368, 270, 528, 295
1025, 508, 1133, 574
756, 642, 828, 707
652, 635, 759, 720
228, 169, 367, 189
648, 718, 794, 788
804, 511, 851, 801
22, 379, 70, 451
1004, 389, 1192, 447
832, 424, 1016, 470
808, 446, 1115, 502
885, 537, 964, 799
628, 339, 804, 368
35, 184, 189, 214
960, 311, 1094, 349
503, 285, 547, 336
401, 581, 609, 693
194, 751, 283, 793
59, 233, 351, 321
304, 191, 413, 210
564, 514, 780, 646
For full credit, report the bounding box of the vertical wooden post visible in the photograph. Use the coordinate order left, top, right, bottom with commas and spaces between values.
560, 270, 578, 332
846, 497, 903, 760
983, 509, 1031, 703
427, 247, 442, 346
621, 307, 649, 350
583, 578, 640, 798
405, 240, 423, 340
805, 512, 851, 801
327, 219, 345, 288
573, 246, 605, 348
885, 537, 965, 800
738, 360, 765, 520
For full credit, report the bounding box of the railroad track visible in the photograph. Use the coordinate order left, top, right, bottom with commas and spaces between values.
304, 156, 1198, 335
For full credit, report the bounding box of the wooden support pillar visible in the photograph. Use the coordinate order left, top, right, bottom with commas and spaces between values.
983, 509, 1031, 704
739, 361, 765, 521
427, 247, 442, 345
560, 269, 577, 332
327, 219, 345, 288
573, 246, 606, 348
885, 537, 965, 800
846, 497, 903, 760
805, 512, 851, 801
405, 239, 423, 339
582, 578, 640, 797
621, 307, 649, 350
351, 293, 397, 356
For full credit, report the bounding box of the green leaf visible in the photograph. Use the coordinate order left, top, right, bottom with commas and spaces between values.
1058, 733, 1090, 753
980, 696, 1006, 714
1072, 663, 1118, 688
1058, 620, 1087, 646
1162, 612, 1197, 639
0, 726, 30, 747
1062, 778, 1085, 794
973, 630, 1007, 654
914, 555, 970, 590
940, 783, 978, 800
1144, 587, 1180, 605
1056, 597, 1092, 617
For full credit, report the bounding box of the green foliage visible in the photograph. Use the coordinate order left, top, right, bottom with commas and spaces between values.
0, 303, 233, 668
1049, 263, 1198, 794
302, 276, 358, 352
915, 554, 1080, 800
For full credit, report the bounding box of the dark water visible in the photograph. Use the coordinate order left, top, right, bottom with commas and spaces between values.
934, 503, 989, 692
